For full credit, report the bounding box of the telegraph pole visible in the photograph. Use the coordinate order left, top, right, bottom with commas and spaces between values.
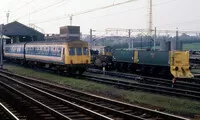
90, 29, 92, 47
176, 27, 179, 50
128, 29, 131, 50
0, 24, 3, 69
148, 0, 153, 35
154, 27, 156, 51
140, 35, 143, 49
69, 15, 73, 26
6, 11, 10, 24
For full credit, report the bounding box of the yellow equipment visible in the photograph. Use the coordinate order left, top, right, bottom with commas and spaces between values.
170, 51, 193, 78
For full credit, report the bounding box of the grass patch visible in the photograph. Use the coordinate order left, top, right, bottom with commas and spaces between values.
183, 43, 200, 50
192, 69, 200, 73
4, 63, 200, 118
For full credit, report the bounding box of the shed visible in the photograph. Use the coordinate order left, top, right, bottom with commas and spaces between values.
2, 21, 44, 44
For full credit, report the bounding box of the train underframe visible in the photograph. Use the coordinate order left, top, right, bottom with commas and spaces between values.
113, 62, 172, 78
5, 58, 87, 75
91, 55, 113, 70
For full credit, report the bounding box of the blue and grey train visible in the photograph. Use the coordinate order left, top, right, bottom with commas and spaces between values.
4, 40, 91, 74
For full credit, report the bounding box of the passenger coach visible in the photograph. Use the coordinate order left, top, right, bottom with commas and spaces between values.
4, 40, 90, 75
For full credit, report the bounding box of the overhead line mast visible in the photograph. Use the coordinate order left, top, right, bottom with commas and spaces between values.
148, 0, 153, 35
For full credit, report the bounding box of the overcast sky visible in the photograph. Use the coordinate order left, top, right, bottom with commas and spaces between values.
0, 0, 199, 34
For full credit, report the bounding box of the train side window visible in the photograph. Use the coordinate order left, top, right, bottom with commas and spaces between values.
26, 47, 29, 54
76, 47, 82, 56
69, 47, 75, 56
100, 49, 103, 55
106, 48, 111, 52
83, 47, 89, 55
105, 48, 107, 52
33, 47, 35, 54
58, 47, 61, 57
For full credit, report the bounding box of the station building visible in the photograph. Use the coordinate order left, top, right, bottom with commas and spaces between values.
1, 21, 44, 44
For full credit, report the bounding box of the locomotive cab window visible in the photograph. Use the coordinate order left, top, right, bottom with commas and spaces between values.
83, 47, 89, 55
76, 47, 82, 56
106, 48, 111, 52
69, 47, 75, 56
100, 49, 104, 55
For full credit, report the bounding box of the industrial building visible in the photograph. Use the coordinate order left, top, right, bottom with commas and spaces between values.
45, 26, 80, 41
2, 21, 44, 44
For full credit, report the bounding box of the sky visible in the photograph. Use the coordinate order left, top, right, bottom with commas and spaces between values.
0, 0, 200, 35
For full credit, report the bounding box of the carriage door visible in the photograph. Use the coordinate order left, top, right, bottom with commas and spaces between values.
62, 48, 65, 63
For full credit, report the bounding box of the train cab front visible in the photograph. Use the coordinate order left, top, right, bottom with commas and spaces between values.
170, 51, 193, 79
66, 41, 91, 75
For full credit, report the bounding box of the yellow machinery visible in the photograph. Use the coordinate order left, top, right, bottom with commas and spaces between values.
170, 51, 193, 78
132, 50, 193, 79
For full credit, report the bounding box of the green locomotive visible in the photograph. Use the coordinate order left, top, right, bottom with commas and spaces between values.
112, 50, 193, 79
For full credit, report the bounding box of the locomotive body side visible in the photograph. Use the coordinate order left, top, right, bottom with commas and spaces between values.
112, 49, 193, 78
136, 51, 169, 66
134, 50, 193, 78
112, 50, 135, 72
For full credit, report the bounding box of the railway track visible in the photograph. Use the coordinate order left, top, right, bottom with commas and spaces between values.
0, 70, 188, 120
87, 68, 200, 84
0, 73, 111, 120
0, 101, 21, 120
83, 74, 200, 101
86, 69, 200, 99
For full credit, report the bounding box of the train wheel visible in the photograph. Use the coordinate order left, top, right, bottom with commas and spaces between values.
122, 63, 128, 72
116, 63, 121, 72
141, 66, 148, 75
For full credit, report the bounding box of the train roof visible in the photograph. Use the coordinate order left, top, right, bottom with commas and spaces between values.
90, 46, 111, 49
5, 40, 87, 46
5, 42, 26, 46
27, 40, 85, 44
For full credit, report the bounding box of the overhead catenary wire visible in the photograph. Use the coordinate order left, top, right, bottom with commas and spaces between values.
32, 0, 137, 24
72, 0, 137, 17
32, 0, 177, 25
157, 18, 200, 28
15, 0, 68, 21
88, 0, 177, 21
39, 0, 71, 16
11, 0, 35, 15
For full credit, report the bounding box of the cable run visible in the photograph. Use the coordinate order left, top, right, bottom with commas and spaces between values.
33, 0, 177, 24
15, 0, 68, 21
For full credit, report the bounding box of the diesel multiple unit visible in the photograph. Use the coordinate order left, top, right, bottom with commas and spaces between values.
4, 40, 90, 75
